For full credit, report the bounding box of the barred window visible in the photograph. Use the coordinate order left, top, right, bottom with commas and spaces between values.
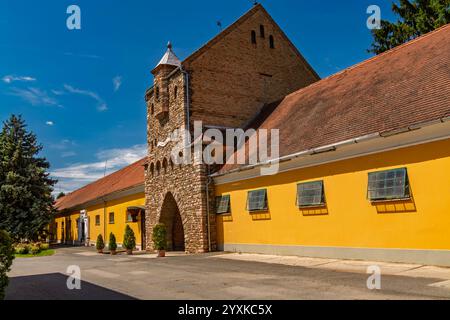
368, 168, 410, 201
216, 195, 231, 214
95, 215, 100, 226
297, 181, 325, 207
247, 189, 268, 212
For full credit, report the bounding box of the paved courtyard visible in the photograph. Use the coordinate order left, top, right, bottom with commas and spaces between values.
5, 246, 450, 300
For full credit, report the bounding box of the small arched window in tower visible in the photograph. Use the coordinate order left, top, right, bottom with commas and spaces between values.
151, 103, 154, 115
150, 163, 155, 177
269, 35, 275, 49
162, 158, 168, 174
251, 30, 257, 44
174, 86, 178, 100
156, 161, 161, 176
155, 87, 160, 100
260, 25, 265, 38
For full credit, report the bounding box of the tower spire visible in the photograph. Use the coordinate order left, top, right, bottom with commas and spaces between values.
154, 41, 181, 70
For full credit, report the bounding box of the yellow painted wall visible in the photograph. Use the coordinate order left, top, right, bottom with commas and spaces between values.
54, 212, 79, 242
99, 193, 145, 246
88, 203, 105, 244
54, 192, 145, 248
216, 138, 450, 250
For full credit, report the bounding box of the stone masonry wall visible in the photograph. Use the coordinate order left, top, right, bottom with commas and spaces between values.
145, 70, 216, 253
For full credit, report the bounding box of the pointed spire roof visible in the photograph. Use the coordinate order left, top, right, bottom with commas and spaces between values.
155, 42, 181, 69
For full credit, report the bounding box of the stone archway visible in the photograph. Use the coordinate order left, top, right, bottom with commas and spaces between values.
159, 192, 185, 252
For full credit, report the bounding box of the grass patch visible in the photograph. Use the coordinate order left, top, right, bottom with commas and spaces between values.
15, 249, 55, 258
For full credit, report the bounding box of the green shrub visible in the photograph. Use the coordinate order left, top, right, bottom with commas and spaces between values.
14, 244, 29, 255
40, 243, 49, 251
108, 233, 117, 251
29, 244, 40, 255
123, 226, 136, 250
152, 224, 167, 251
0, 230, 15, 300
96, 234, 105, 251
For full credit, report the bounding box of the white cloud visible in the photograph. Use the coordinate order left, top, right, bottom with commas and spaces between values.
51, 144, 147, 193
46, 121, 54, 126
9, 87, 61, 107
113, 76, 122, 92
49, 139, 76, 151
63, 84, 108, 112
2, 75, 36, 83
51, 89, 65, 96
61, 151, 77, 158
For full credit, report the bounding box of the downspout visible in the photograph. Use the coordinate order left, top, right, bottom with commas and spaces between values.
205, 164, 212, 252
103, 198, 107, 243
180, 67, 190, 145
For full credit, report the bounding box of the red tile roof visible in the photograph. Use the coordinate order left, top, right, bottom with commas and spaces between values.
55, 158, 146, 211
220, 24, 450, 173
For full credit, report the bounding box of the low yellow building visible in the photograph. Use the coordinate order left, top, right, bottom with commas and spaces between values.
212, 25, 450, 266
52, 158, 146, 250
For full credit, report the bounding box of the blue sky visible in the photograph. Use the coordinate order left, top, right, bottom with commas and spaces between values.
0, 0, 397, 194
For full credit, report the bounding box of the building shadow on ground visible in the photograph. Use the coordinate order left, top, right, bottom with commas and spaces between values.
5, 273, 137, 300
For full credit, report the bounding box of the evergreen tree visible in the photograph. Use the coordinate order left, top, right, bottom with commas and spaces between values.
56, 192, 65, 200
369, 0, 450, 54
0, 115, 56, 241
123, 225, 136, 250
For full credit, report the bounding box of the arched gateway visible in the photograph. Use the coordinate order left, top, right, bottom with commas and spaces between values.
159, 193, 185, 251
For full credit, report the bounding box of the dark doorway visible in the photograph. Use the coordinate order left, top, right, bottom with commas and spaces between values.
140, 209, 146, 251
80, 221, 85, 243
159, 192, 185, 252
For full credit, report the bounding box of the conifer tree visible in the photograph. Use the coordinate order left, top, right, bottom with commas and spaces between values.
370, 0, 450, 54
0, 115, 56, 241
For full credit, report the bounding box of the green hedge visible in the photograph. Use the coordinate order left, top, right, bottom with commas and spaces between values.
0, 230, 15, 300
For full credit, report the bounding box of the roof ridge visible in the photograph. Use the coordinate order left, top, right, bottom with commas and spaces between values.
57, 157, 146, 201
284, 23, 450, 100
183, 4, 263, 65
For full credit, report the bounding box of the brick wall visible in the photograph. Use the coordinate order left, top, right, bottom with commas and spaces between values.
184, 6, 319, 128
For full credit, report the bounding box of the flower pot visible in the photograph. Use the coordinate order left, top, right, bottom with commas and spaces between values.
111, 250, 117, 256
97, 249, 103, 254
157, 250, 166, 258
126, 249, 133, 255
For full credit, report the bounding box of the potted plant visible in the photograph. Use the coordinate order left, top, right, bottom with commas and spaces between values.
123, 225, 136, 255
96, 234, 105, 253
109, 233, 117, 255
152, 223, 167, 257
